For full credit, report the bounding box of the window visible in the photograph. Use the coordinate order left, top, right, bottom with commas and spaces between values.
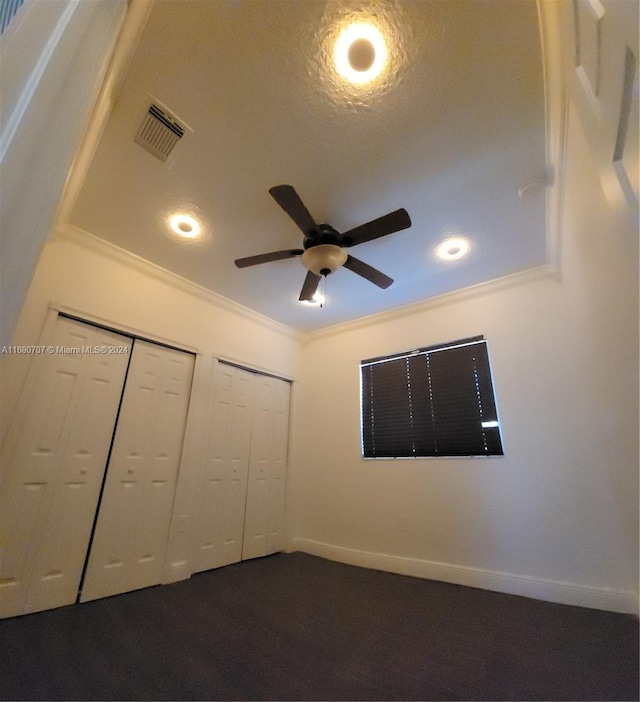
360, 336, 503, 458
1, 0, 24, 35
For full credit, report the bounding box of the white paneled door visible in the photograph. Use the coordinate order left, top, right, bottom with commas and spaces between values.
266, 377, 290, 555
0, 317, 133, 618
194, 361, 291, 571
243, 374, 290, 560
193, 363, 254, 572
81, 340, 194, 602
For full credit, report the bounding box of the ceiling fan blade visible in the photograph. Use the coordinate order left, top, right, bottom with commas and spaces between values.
340, 208, 411, 247
235, 249, 303, 268
344, 255, 393, 289
269, 185, 318, 235
299, 270, 322, 301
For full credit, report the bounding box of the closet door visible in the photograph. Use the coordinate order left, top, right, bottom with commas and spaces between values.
193, 362, 254, 572
0, 316, 132, 618
266, 377, 290, 555
80, 340, 194, 602
242, 376, 290, 561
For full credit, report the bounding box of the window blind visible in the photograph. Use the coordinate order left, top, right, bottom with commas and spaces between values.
361, 337, 503, 458
1, 0, 24, 35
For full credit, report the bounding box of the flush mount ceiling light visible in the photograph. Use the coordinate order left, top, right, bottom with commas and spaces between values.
169, 213, 201, 239
334, 23, 388, 85
436, 237, 471, 261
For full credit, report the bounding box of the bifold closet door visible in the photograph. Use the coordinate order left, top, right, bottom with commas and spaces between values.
0, 316, 132, 618
242, 375, 290, 560
80, 340, 194, 603
193, 363, 254, 572
194, 364, 290, 571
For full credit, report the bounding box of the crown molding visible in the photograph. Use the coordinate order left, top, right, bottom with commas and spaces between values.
52, 223, 562, 344
53, 223, 304, 342
54, 223, 559, 346
302, 264, 559, 342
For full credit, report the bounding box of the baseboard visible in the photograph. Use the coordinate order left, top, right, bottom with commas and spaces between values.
290, 537, 639, 615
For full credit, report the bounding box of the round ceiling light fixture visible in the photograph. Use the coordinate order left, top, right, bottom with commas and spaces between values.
334, 22, 388, 85
436, 237, 471, 261
169, 213, 201, 240
301, 244, 348, 276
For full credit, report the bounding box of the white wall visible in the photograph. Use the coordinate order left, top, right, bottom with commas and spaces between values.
0, 0, 128, 349
2, 230, 303, 582
288, 100, 638, 613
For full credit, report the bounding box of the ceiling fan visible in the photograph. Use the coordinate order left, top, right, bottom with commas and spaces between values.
234, 185, 412, 302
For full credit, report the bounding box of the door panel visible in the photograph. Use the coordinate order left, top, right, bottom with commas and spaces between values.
267, 379, 290, 554
193, 362, 233, 572
242, 376, 273, 559
193, 363, 254, 572
194, 364, 290, 570
80, 340, 194, 602
219, 368, 254, 566
0, 317, 132, 617
242, 376, 289, 559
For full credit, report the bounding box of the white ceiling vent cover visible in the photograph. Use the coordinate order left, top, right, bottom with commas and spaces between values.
135, 104, 186, 162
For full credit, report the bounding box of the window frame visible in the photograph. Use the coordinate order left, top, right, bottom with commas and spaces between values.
360, 336, 504, 460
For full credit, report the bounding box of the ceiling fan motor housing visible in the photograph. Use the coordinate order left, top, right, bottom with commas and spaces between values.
301, 244, 348, 276
304, 223, 340, 249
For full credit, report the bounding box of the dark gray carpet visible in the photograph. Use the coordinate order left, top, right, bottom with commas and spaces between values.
0, 552, 637, 701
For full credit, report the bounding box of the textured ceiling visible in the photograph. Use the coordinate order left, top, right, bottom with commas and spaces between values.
69, 0, 548, 332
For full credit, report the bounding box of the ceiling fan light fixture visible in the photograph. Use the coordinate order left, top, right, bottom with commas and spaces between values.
302, 244, 348, 276
334, 23, 388, 85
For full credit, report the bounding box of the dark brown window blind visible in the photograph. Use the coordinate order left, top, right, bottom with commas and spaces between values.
361, 336, 503, 458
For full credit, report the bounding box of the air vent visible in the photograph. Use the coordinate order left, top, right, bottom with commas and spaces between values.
135, 104, 186, 162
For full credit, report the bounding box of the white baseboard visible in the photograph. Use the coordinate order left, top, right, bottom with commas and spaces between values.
289, 537, 639, 615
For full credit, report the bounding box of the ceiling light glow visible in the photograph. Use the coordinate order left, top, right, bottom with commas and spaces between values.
334, 23, 388, 85
169, 213, 201, 239
436, 237, 470, 261
299, 292, 325, 307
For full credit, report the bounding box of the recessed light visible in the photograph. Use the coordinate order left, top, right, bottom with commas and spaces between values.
169, 213, 201, 239
299, 292, 325, 307
334, 23, 388, 85
436, 237, 470, 261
